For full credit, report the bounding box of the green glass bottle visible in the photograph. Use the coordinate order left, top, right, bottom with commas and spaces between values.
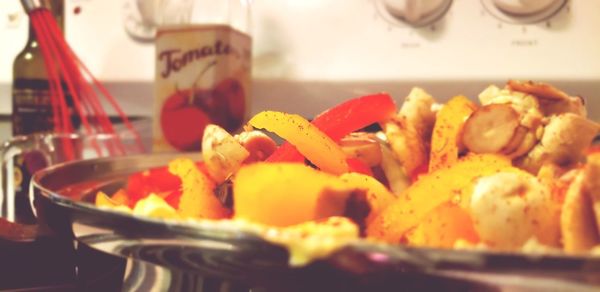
12, 0, 68, 136
11, 0, 71, 223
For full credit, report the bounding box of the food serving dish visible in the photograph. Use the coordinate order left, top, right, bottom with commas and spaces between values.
31, 152, 600, 291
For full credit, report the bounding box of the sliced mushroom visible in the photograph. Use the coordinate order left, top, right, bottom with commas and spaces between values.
462, 104, 520, 154
508, 80, 570, 101
399, 87, 437, 142
502, 126, 540, 159
537, 162, 569, 188
478, 85, 501, 106
474, 85, 546, 159
478, 86, 541, 122
340, 133, 382, 167
517, 113, 600, 173
235, 130, 277, 163
202, 124, 250, 183
507, 80, 587, 117
379, 143, 411, 195
383, 117, 427, 176
471, 172, 560, 250
499, 126, 528, 156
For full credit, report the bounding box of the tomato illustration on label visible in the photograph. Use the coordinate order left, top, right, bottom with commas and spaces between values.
160, 61, 246, 151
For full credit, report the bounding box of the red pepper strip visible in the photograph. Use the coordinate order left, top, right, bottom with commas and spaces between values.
346, 158, 374, 176
267, 93, 397, 163
164, 190, 182, 209
126, 167, 181, 207
587, 145, 600, 155
266, 144, 305, 162
125, 162, 210, 207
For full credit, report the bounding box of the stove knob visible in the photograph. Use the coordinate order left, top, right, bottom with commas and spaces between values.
492, 0, 558, 15
383, 0, 452, 26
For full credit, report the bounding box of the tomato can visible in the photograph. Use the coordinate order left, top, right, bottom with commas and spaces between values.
154, 24, 251, 152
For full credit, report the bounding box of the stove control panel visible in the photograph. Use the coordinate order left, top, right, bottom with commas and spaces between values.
250, 0, 599, 82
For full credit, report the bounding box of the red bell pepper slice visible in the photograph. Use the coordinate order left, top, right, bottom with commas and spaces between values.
267, 93, 397, 164
346, 158, 374, 176
125, 161, 210, 207
164, 189, 182, 209
126, 167, 181, 206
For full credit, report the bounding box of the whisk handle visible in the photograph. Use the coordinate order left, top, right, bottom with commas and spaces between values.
20, 0, 52, 13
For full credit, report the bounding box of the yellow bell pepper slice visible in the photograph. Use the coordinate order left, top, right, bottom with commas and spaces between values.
111, 188, 130, 206
366, 153, 513, 243
429, 95, 477, 172
233, 162, 356, 227
168, 158, 230, 219
132, 193, 180, 219
339, 172, 396, 226
95, 191, 132, 213
249, 111, 349, 175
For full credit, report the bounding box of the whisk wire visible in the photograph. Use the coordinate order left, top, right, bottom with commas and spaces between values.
27, 8, 146, 156
41, 10, 142, 154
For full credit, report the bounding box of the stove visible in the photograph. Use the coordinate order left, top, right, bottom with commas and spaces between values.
0, 0, 599, 119
1, 0, 600, 291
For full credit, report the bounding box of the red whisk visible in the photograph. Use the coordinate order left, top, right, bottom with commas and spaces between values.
20, 0, 145, 156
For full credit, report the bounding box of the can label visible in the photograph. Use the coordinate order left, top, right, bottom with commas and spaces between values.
154, 24, 251, 152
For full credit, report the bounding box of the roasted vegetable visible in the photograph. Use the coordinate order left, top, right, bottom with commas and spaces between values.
517, 113, 599, 173
462, 104, 521, 154
405, 202, 479, 248
95, 191, 131, 212
340, 133, 382, 167
383, 116, 427, 177
378, 141, 411, 195
169, 158, 230, 219
367, 154, 513, 243
235, 130, 277, 163
560, 170, 600, 253
398, 87, 437, 143
233, 162, 361, 227
475, 85, 544, 159
429, 95, 477, 172
268, 93, 397, 162
110, 189, 130, 206
250, 111, 349, 175
339, 172, 396, 225
94, 81, 600, 257
470, 172, 560, 250
125, 166, 182, 207
507, 80, 586, 117
133, 194, 180, 219
202, 124, 250, 183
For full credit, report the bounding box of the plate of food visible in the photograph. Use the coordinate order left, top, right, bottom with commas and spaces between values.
31, 80, 600, 290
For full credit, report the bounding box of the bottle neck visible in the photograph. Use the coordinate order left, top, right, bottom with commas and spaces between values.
25, 0, 65, 47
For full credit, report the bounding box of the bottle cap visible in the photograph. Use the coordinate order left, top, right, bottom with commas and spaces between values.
20, 0, 52, 13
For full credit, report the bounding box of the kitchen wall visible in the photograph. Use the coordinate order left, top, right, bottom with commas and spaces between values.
1, 0, 600, 119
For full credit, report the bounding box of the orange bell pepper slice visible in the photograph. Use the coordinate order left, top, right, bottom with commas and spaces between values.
249, 111, 349, 175
429, 95, 477, 172
168, 158, 230, 219
233, 162, 355, 227
366, 153, 513, 243
405, 202, 479, 248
